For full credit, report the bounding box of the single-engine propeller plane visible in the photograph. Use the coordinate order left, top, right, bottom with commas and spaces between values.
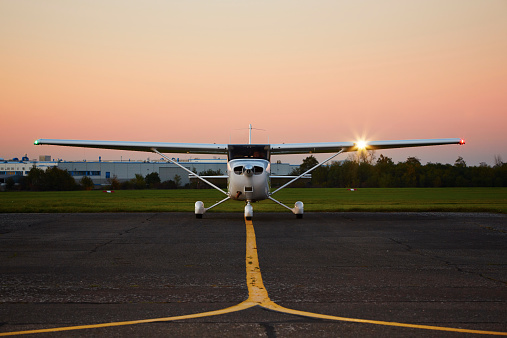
35, 126, 465, 219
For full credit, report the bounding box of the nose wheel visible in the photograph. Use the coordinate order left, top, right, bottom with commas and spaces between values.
245, 201, 253, 220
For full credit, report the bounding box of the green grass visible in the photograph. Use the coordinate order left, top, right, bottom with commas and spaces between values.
0, 188, 505, 213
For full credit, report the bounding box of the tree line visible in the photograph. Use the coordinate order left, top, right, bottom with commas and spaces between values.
290, 153, 506, 188
3, 155, 505, 191
7, 167, 220, 191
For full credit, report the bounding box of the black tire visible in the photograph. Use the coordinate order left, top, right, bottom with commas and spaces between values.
296, 214, 303, 219
196, 214, 203, 219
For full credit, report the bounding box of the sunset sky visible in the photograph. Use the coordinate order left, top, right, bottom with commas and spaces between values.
1, 1, 506, 165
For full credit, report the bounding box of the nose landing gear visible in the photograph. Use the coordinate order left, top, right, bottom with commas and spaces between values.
245, 201, 253, 220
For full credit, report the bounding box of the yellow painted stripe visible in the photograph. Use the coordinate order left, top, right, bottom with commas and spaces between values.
261, 303, 507, 336
244, 218, 271, 304
0, 302, 255, 336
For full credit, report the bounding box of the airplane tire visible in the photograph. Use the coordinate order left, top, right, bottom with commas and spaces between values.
296, 214, 303, 219
246, 216, 252, 221
196, 214, 203, 219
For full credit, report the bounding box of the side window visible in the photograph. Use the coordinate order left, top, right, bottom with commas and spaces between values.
105, 172, 110, 179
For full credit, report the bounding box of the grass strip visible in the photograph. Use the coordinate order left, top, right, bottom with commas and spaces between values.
0, 188, 505, 214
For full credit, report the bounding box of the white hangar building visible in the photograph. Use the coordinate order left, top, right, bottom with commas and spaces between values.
57, 159, 296, 186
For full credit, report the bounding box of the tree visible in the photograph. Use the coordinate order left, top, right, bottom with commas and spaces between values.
5, 177, 15, 191
347, 150, 376, 164
494, 155, 503, 167
327, 161, 343, 187
107, 175, 121, 190
290, 156, 322, 187
145, 172, 161, 188
47, 167, 77, 191
399, 157, 421, 187
26, 167, 45, 190
159, 179, 177, 189
25, 167, 77, 191
341, 160, 359, 187
133, 174, 146, 189
199, 169, 223, 176
173, 174, 182, 188
376, 154, 395, 188
299, 156, 319, 174
454, 156, 466, 168
80, 176, 94, 190
406, 157, 421, 166
312, 166, 329, 187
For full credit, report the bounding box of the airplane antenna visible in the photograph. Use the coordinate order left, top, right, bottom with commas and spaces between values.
233, 125, 266, 144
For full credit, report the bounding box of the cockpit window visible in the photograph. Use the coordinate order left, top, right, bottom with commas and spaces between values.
234, 166, 243, 175
228, 145, 270, 161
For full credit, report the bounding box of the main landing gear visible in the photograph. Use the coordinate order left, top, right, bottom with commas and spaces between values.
268, 196, 304, 219
294, 201, 304, 219
196, 199, 304, 220
195, 201, 205, 219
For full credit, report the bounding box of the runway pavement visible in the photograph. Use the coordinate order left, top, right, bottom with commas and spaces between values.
0, 212, 506, 337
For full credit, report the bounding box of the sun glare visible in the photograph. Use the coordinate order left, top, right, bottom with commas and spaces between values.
356, 140, 367, 150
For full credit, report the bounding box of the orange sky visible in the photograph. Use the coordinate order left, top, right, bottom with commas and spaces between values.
1, 1, 506, 165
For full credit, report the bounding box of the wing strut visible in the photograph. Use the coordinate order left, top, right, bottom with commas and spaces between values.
268, 196, 293, 211
204, 196, 231, 211
270, 149, 344, 196
151, 148, 228, 196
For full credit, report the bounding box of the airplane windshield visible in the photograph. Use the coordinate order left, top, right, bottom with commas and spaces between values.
228, 145, 270, 161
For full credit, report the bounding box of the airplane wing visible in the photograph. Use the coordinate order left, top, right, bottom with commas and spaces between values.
34, 139, 228, 155
35, 138, 464, 155
270, 138, 464, 155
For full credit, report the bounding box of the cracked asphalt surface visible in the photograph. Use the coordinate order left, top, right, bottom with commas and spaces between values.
0, 212, 506, 337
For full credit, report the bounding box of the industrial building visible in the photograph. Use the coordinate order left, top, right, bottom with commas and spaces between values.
1, 156, 297, 188
58, 158, 295, 186
0, 158, 57, 185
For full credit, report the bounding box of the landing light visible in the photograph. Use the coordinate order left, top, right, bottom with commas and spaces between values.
356, 140, 367, 150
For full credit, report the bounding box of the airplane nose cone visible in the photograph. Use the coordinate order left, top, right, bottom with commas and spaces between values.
243, 164, 253, 177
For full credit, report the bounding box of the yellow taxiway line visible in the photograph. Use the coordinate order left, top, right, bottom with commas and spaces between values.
1, 218, 506, 336
0, 303, 254, 337
243, 219, 507, 336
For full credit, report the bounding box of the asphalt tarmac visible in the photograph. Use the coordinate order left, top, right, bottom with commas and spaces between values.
0, 212, 506, 337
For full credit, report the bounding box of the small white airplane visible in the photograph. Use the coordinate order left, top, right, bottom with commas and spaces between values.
35, 125, 465, 219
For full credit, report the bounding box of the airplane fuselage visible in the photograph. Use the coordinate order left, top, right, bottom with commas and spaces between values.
227, 159, 271, 201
